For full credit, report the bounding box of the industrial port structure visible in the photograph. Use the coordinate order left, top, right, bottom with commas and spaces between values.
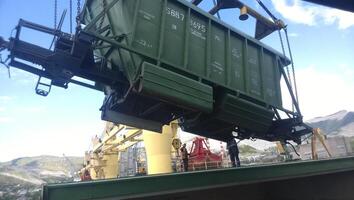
1, 0, 354, 199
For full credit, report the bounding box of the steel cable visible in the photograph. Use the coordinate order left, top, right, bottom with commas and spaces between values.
256, 0, 299, 112
278, 30, 294, 111
256, 0, 277, 22
284, 28, 300, 105
70, 0, 73, 34
54, 0, 58, 29
0, 55, 11, 78
212, 0, 221, 19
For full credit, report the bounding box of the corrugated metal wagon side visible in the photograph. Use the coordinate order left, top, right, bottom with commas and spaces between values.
82, 0, 303, 141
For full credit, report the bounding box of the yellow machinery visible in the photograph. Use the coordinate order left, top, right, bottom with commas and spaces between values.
81, 124, 143, 179
84, 123, 332, 180
311, 128, 332, 160
81, 121, 180, 180
275, 141, 294, 161
143, 121, 179, 174
275, 141, 286, 155
275, 128, 332, 161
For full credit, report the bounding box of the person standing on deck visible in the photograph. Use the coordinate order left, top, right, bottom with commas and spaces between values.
227, 138, 241, 167
180, 143, 189, 172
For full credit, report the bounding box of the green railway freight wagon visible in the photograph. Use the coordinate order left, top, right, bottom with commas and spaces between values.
0, 0, 311, 143
82, 0, 310, 142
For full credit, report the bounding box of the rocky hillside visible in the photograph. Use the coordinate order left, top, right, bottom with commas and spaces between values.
0, 155, 83, 200
307, 110, 354, 137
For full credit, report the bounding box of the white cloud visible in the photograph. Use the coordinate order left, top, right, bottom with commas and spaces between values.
0, 107, 5, 112
271, 0, 318, 26
0, 96, 12, 102
323, 9, 354, 29
0, 116, 14, 123
281, 65, 354, 120
20, 106, 46, 113
271, 0, 354, 29
288, 32, 299, 37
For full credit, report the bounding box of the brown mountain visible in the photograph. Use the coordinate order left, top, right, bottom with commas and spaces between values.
307, 110, 354, 137
0, 155, 82, 200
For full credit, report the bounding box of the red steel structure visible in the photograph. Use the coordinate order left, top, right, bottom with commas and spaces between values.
188, 138, 222, 170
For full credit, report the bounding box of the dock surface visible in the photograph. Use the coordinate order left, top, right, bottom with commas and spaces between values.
42, 156, 354, 200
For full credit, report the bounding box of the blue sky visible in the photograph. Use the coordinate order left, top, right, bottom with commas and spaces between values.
0, 0, 353, 161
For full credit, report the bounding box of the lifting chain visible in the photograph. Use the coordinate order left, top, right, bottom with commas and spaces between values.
76, 0, 81, 28
70, 0, 73, 34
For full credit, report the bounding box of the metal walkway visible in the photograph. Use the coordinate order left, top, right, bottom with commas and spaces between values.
42, 156, 354, 200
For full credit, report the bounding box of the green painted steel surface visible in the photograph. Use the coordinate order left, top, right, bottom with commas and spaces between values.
82, 0, 301, 141
216, 93, 274, 132
42, 157, 354, 200
139, 62, 213, 112
84, 0, 285, 106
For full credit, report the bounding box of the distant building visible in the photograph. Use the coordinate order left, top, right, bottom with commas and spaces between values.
119, 144, 146, 177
